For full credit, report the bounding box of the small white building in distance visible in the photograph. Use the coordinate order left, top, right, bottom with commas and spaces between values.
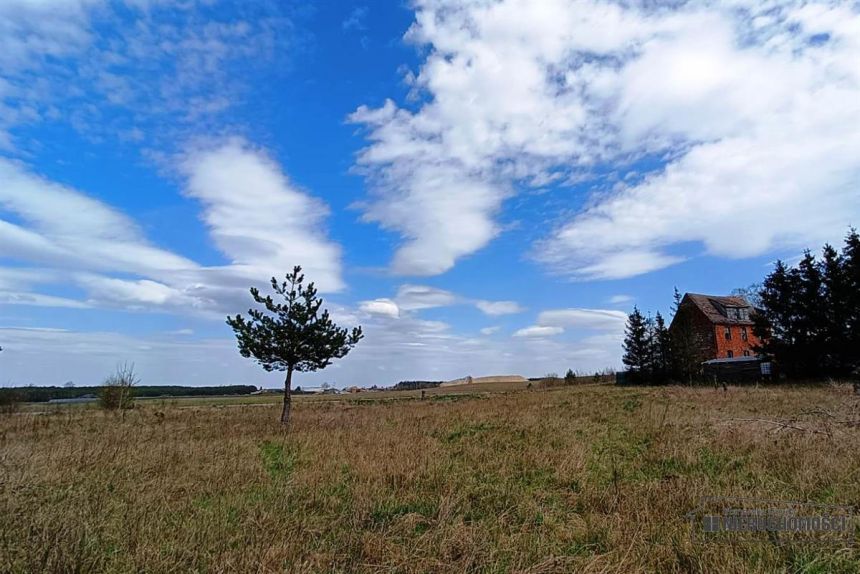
440, 375, 527, 387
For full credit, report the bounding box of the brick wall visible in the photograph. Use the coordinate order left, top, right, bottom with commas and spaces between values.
713, 324, 761, 359
670, 301, 718, 364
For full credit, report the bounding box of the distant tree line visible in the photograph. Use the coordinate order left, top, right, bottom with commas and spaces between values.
4, 384, 258, 403
753, 230, 860, 379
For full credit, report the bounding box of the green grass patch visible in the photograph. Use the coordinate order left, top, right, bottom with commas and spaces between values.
258, 440, 297, 480
369, 498, 438, 526
442, 421, 496, 443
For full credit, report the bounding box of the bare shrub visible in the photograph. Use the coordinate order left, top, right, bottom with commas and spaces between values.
99, 363, 138, 411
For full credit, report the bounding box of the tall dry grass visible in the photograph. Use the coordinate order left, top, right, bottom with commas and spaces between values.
1, 384, 858, 573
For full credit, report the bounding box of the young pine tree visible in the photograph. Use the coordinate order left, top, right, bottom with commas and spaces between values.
227, 266, 363, 426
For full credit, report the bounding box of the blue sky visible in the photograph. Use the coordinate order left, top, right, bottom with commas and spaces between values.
1, 0, 858, 388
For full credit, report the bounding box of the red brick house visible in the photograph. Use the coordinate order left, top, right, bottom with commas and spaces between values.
669, 293, 761, 363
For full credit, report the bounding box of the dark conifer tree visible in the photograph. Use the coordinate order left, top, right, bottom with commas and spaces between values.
794, 250, 826, 376
623, 306, 651, 383
754, 260, 799, 374
821, 244, 850, 373
843, 229, 860, 371
652, 311, 671, 382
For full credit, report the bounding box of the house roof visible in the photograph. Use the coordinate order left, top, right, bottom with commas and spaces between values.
684, 293, 755, 325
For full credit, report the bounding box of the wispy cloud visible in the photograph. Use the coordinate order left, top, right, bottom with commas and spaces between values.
513, 326, 563, 338
0, 140, 343, 315
0, 0, 298, 153
342, 6, 367, 31
537, 309, 627, 331
359, 283, 523, 318
608, 295, 633, 305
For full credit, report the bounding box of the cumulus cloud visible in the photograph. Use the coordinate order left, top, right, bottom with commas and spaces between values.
354, 0, 860, 280
479, 326, 500, 335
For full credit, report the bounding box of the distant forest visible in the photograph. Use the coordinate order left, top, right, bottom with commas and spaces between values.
6, 385, 258, 403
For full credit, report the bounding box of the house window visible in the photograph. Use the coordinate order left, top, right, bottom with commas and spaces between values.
743, 350, 751, 357
727, 350, 734, 358
724, 326, 732, 340
741, 326, 748, 341
727, 308, 738, 320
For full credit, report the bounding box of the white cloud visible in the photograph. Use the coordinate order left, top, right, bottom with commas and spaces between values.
513, 325, 563, 338
0, 0, 99, 72
354, 0, 860, 280
394, 284, 458, 311
386, 283, 523, 317
474, 299, 524, 316
0, 158, 198, 279
479, 326, 500, 335
0, 291, 90, 309
181, 139, 344, 293
359, 298, 400, 319
0, 1, 296, 152
608, 295, 633, 305
537, 308, 627, 331
0, 141, 343, 315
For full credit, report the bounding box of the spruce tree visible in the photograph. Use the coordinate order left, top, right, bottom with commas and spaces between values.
843, 229, 860, 372
652, 311, 671, 382
754, 260, 798, 374
227, 266, 363, 426
821, 244, 848, 373
795, 250, 826, 376
623, 306, 650, 383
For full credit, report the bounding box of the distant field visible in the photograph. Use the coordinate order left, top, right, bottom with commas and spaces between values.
3, 383, 859, 573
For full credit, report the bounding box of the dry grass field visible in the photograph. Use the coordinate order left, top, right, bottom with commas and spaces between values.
2, 383, 859, 573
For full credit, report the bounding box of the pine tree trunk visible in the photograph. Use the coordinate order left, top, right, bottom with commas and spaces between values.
281, 367, 293, 426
